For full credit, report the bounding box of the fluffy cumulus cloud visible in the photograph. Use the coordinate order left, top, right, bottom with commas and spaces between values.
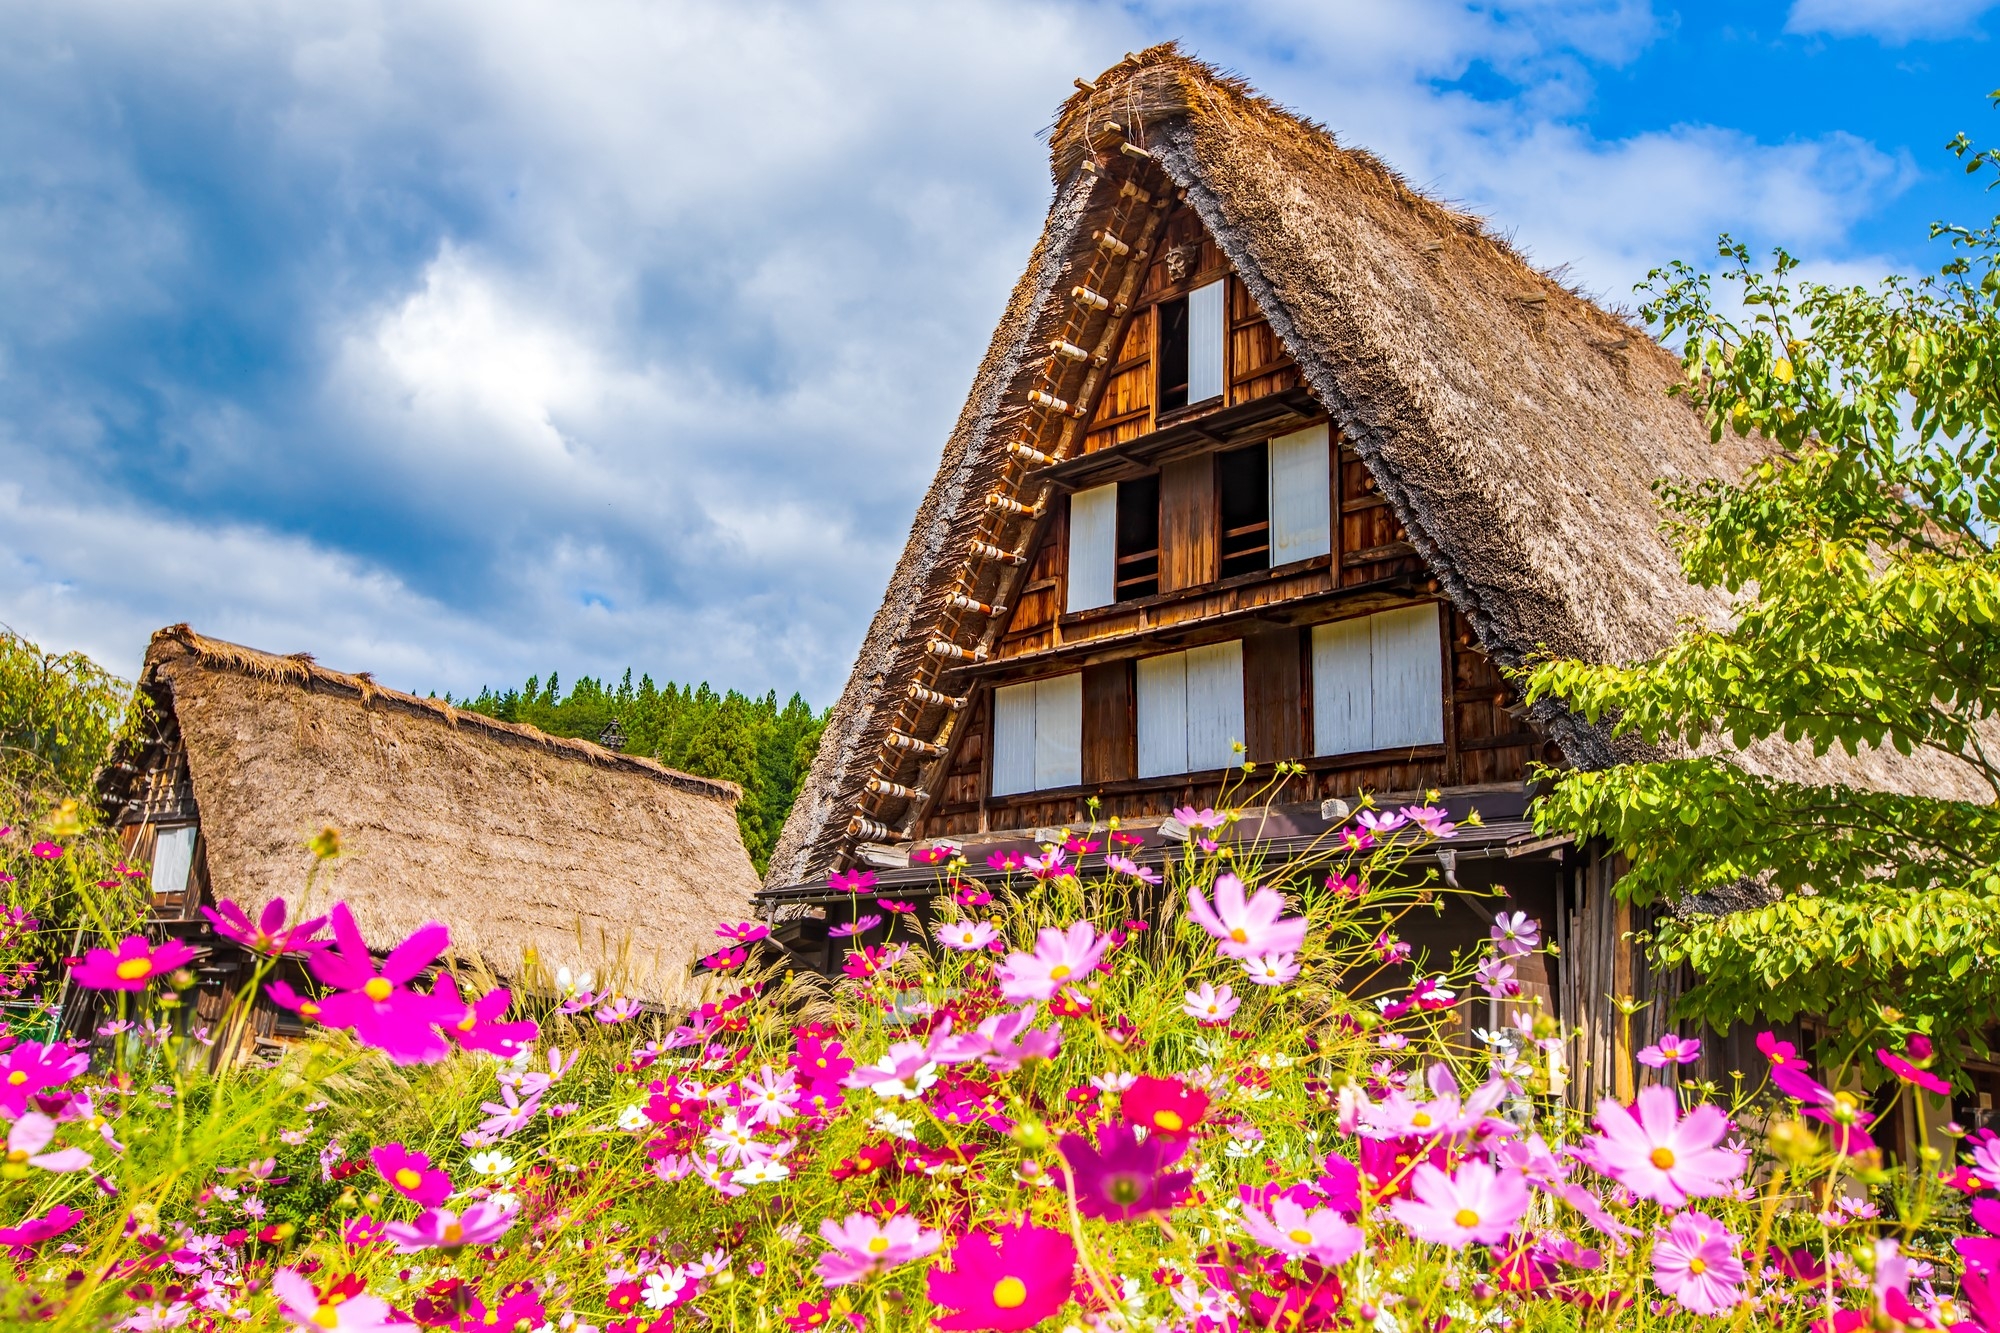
0, 0, 1939, 698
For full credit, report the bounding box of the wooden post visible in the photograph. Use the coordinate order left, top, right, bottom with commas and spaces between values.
1613, 890, 1636, 1103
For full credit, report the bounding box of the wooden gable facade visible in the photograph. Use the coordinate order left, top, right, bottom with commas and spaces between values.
917, 194, 1550, 840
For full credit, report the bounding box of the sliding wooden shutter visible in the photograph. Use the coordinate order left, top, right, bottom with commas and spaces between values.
1082, 662, 1135, 785
1187, 280, 1225, 404
1067, 484, 1117, 612
1268, 423, 1331, 565
1310, 606, 1444, 755
1185, 640, 1245, 772
991, 681, 1038, 796
1136, 651, 1189, 779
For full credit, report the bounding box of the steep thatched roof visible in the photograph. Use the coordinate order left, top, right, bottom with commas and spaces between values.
767, 45, 1992, 887
112, 625, 758, 1001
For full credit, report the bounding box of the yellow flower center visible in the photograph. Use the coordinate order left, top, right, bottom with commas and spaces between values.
6, 1071, 25, 1086
1048, 965, 1071, 981
457, 1013, 477, 1031
312, 1306, 341, 1329
1229, 928, 1249, 944
1288, 1228, 1316, 1245
992, 1277, 1028, 1309
300, 1001, 320, 1018
5, 1149, 27, 1164
1453, 1209, 1480, 1228
114, 958, 153, 981
1154, 1110, 1184, 1132
1650, 1147, 1676, 1170
1689, 1257, 1707, 1275
364, 978, 393, 1002
442, 1222, 464, 1244
394, 1168, 423, 1190
867, 1236, 890, 1255
1411, 1112, 1432, 1128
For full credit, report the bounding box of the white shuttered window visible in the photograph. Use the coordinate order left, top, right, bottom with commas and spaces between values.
1267, 423, 1331, 565
150, 825, 198, 899
1310, 606, 1444, 756
1187, 280, 1225, 404
1066, 484, 1118, 613
991, 674, 1084, 796
1137, 641, 1245, 778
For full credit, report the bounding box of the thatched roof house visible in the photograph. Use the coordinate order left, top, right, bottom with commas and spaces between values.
769, 44, 1988, 890
100, 625, 758, 1004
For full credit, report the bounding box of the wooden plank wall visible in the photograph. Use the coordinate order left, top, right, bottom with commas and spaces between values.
1159, 457, 1218, 592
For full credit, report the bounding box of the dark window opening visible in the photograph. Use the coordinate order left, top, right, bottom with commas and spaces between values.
1156, 296, 1190, 413
1115, 474, 1160, 601
1218, 443, 1270, 579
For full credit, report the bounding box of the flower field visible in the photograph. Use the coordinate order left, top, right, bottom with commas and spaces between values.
0, 803, 1990, 1333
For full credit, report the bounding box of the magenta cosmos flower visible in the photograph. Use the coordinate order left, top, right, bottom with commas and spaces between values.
1121, 1076, 1208, 1139
370, 1143, 452, 1205
1241, 1196, 1364, 1266
1584, 1086, 1743, 1206
70, 934, 196, 991
1877, 1047, 1951, 1096
1187, 873, 1308, 959
272, 1269, 405, 1332
996, 922, 1107, 1002
381, 1201, 516, 1253
202, 898, 329, 955
813, 1212, 942, 1286
1058, 1121, 1193, 1220
1650, 1210, 1745, 1315
0, 1204, 82, 1255
431, 973, 538, 1058
0, 1041, 87, 1117
926, 1222, 1077, 1332
309, 904, 455, 1065
1389, 1161, 1530, 1247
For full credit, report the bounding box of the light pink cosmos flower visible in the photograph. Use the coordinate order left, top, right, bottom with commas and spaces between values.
1389, 1161, 1530, 1247
843, 1039, 940, 1100
272, 1269, 409, 1331
935, 1005, 1060, 1071
1489, 911, 1540, 956
736, 1065, 799, 1127
1584, 1085, 1744, 1206
1241, 1197, 1364, 1266
996, 922, 1107, 1002
814, 1212, 943, 1286
1475, 958, 1519, 998
1242, 953, 1300, 987
1188, 874, 1309, 960
381, 1200, 517, 1253
1104, 854, 1163, 885
4, 1114, 91, 1173
1355, 809, 1408, 835
1636, 1033, 1702, 1068
595, 997, 643, 1024
932, 920, 999, 952
1183, 982, 1240, 1026
476, 1084, 543, 1138
1172, 806, 1228, 831
1650, 1210, 1745, 1315
1401, 804, 1457, 838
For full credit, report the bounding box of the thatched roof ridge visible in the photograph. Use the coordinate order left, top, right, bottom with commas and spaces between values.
123, 625, 758, 1000
766, 45, 1990, 887
145, 624, 740, 801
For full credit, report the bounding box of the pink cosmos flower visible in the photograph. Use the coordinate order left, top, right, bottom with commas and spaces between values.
1584, 1085, 1744, 1206
1104, 854, 1162, 885
1183, 982, 1240, 1025
1878, 1047, 1951, 1096
813, 1212, 942, 1286
1475, 957, 1519, 998
736, 1065, 800, 1127
309, 905, 456, 1065
933, 919, 999, 951
1058, 1121, 1194, 1220
1637, 1033, 1702, 1068
829, 915, 882, 939
701, 947, 748, 972
0, 1040, 87, 1117
1243, 953, 1300, 987
1389, 1160, 1530, 1247
370, 1143, 452, 1206
430, 973, 538, 1058
4, 1113, 91, 1173
1355, 809, 1408, 835
934, 1005, 1060, 1071
1401, 804, 1457, 837
1241, 1196, 1364, 1266
715, 921, 770, 944
30, 841, 63, 861
202, 898, 329, 955
476, 1084, 543, 1137
0, 1204, 82, 1256
1026, 847, 1069, 880
70, 935, 197, 991
1651, 1210, 1745, 1314
996, 921, 1107, 1002
877, 898, 917, 914
272, 1269, 407, 1331
843, 1039, 939, 1100
381, 1200, 517, 1253
596, 997, 643, 1024
828, 869, 876, 894
1187, 873, 1309, 959
926, 1222, 1077, 1332
1489, 911, 1540, 955
1172, 806, 1227, 831
986, 850, 1026, 873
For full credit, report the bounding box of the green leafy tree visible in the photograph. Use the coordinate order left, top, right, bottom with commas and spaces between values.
0, 626, 130, 797
1525, 98, 2000, 1073
457, 671, 826, 874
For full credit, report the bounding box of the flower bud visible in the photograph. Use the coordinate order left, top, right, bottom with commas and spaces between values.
1768, 1117, 1823, 1164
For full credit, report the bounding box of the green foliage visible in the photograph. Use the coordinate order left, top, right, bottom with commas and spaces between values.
0, 626, 130, 799
1526, 96, 2000, 1071
456, 669, 826, 873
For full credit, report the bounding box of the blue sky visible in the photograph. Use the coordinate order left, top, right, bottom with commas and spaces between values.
2, 0, 1996, 703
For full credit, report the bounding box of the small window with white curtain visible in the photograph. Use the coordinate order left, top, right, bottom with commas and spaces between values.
1311, 605, 1444, 756
1137, 640, 1245, 777
990, 673, 1084, 796
150, 824, 198, 899
1267, 423, 1331, 565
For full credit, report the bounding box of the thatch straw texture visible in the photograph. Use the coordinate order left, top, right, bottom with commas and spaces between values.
136, 626, 757, 1001
767, 45, 1991, 887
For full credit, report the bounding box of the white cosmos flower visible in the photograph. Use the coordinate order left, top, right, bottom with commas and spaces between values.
732, 1160, 791, 1185
468, 1151, 516, 1175
617, 1105, 648, 1131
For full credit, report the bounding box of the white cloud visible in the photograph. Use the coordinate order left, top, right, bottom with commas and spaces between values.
1786, 0, 1998, 42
